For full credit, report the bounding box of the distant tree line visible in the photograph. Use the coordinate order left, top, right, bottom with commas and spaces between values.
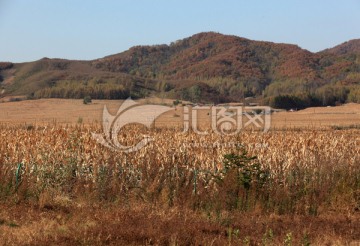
0, 62, 13, 70
34, 83, 130, 99
265, 86, 360, 109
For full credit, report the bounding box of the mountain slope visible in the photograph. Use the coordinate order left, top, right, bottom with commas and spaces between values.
92, 32, 321, 82
1, 32, 360, 106
321, 39, 360, 55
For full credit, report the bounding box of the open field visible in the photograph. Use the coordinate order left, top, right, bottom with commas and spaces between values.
0, 99, 360, 129
0, 99, 359, 244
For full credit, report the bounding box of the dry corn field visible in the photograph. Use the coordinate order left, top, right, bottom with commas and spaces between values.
1, 125, 359, 186
0, 122, 360, 245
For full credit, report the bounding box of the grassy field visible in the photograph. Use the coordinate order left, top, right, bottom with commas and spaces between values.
0, 99, 359, 245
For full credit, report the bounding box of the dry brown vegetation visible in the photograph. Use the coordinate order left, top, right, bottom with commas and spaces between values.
0, 203, 359, 245
0, 101, 359, 245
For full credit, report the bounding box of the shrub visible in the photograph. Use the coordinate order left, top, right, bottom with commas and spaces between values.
173, 99, 181, 106
83, 96, 92, 104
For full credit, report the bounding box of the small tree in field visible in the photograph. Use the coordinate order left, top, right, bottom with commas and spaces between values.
83, 96, 92, 104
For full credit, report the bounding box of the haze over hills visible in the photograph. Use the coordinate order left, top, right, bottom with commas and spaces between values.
1, 32, 360, 108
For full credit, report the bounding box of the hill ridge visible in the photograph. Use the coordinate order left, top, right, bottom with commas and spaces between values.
1, 32, 360, 108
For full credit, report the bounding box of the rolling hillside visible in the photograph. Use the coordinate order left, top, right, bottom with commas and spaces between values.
1, 32, 360, 107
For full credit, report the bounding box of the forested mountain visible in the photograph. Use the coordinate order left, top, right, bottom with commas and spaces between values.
1, 32, 360, 108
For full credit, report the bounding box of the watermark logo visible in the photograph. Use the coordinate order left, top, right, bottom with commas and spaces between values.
92, 98, 173, 153
93, 98, 271, 152
212, 106, 243, 135
183, 105, 271, 135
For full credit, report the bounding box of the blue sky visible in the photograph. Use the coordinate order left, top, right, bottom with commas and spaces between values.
1, 0, 359, 62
